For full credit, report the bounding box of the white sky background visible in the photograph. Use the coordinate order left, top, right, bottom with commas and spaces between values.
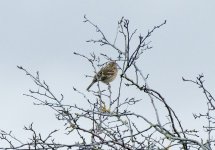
0, 0, 215, 147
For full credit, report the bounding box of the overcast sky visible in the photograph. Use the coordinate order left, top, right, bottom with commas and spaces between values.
0, 0, 215, 147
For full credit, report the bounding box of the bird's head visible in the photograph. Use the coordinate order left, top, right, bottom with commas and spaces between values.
108, 61, 118, 68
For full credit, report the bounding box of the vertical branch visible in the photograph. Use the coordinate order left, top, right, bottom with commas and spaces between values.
133, 63, 161, 126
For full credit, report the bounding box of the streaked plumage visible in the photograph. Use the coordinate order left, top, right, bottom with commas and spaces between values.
87, 61, 118, 91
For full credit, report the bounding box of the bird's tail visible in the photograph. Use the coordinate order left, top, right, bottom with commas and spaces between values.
86, 81, 95, 91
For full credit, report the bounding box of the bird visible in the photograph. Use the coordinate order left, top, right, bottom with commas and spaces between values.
86, 61, 118, 91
